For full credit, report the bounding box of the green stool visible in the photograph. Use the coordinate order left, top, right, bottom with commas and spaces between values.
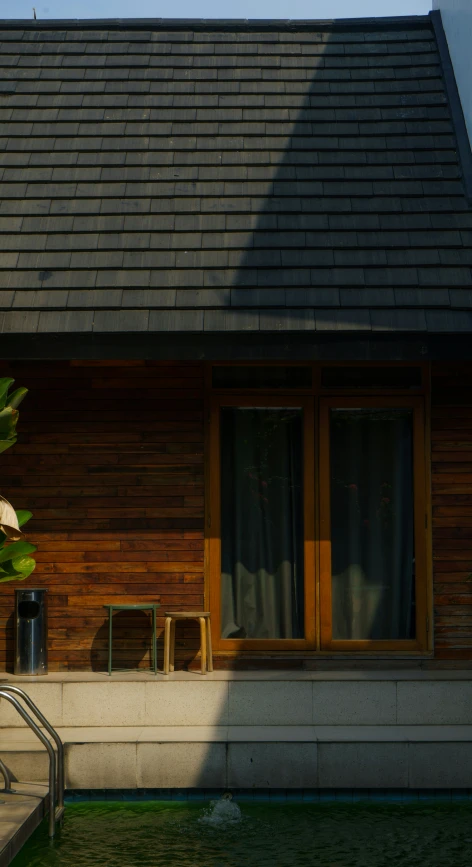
104, 603, 160, 675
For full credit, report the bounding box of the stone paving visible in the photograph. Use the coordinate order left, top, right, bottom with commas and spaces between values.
0, 782, 48, 867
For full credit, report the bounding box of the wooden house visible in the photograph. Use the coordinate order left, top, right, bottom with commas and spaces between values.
1, 11, 472, 674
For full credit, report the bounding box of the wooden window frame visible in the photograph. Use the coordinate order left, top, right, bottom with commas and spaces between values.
319, 395, 429, 652
208, 394, 316, 652
205, 362, 431, 655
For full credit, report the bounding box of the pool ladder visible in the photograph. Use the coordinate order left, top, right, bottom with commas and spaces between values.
0, 684, 64, 838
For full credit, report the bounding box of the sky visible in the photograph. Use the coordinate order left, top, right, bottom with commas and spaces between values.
1, 0, 432, 22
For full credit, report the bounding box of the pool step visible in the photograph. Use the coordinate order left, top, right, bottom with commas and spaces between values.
2, 726, 472, 789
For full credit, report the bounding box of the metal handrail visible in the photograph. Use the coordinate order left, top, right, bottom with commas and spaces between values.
0, 691, 56, 837
0, 684, 64, 814
0, 757, 13, 794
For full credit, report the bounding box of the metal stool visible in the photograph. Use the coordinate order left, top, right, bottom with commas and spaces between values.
163, 611, 213, 675
104, 603, 160, 675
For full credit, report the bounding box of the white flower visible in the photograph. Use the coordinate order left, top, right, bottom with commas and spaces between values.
0, 496, 24, 541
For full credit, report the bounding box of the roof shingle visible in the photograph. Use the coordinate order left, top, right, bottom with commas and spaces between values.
0, 14, 471, 334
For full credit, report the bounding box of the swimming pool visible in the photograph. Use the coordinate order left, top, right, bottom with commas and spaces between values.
10, 797, 472, 867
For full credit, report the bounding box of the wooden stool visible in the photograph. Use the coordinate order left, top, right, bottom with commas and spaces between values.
163, 611, 213, 675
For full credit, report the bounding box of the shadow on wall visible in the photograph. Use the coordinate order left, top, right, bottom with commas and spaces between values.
90, 613, 203, 673
187, 21, 436, 789
91, 610, 158, 673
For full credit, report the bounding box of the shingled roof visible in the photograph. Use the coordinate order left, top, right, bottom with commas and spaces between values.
1, 14, 472, 340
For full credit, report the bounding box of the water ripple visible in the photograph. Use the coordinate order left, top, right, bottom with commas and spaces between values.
11, 800, 472, 867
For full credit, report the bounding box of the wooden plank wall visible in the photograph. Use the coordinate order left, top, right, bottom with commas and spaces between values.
432, 362, 472, 660
1, 359, 472, 668
0, 360, 205, 671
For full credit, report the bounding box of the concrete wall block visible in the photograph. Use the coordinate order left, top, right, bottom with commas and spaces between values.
137, 742, 226, 788
408, 742, 472, 788
397, 682, 472, 725
66, 743, 137, 789
144, 681, 228, 726
1, 751, 49, 784
313, 682, 396, 725
318, 743, 408, 788
228, 682, 313, 726
227, 743, 318, 788
0, 684, 63, 728
62, 682, 146, 726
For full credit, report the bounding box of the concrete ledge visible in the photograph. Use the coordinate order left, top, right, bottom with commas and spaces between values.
3, 725, 472, 745
4, 670, 472, 682
2, 729, 472, 789
2, 673, 471, 789
3, 676, 472, 729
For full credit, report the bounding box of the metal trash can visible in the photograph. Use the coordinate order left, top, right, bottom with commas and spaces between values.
14, 588, 48, 675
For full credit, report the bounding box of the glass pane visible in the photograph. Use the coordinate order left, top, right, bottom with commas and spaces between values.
220, 407, 304, 639
213, 366, 312, 390
330, 408, 415, 640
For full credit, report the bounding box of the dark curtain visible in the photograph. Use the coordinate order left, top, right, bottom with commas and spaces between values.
330, 408, 415, 640
220, 407, 304, 639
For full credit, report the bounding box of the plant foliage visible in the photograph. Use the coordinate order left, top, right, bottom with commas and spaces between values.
0, 510, 36, 583
0, 377, 28, 454
0, 378, 36, 582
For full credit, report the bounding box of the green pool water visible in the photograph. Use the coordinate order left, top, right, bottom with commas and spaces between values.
11, 800, 472, 867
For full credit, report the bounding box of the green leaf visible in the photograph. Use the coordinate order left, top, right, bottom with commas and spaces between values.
0, 378, 15, 411
0, 378, 32, 582
0, 570, 21, 582
6, 387, 28, 410
0, 405, 17, 430
11, 555, 36, 578
0, 561, 21, 579
0, 407, 18, 447
0, 554, 36, 582
0, 574, 25, 583
0, 438, 17, 455
16, 510, 33, 528
0, 540, 36, 564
